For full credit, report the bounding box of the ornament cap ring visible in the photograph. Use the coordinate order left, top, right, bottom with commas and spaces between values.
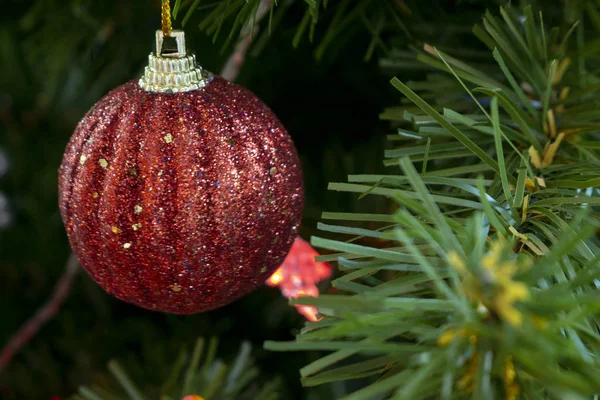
156, 29, 186, 58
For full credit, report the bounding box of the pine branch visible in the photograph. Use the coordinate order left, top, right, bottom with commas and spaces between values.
72, 338, 280, 400
176, 0, 414, 59
265, 2, 600, 398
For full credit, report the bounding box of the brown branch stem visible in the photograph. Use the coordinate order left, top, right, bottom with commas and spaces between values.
220, 0, 273, 81
0, 253, 80, 376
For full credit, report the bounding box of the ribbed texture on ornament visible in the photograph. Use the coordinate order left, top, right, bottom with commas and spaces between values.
138, 53, 212, 93
58, 77, 303, 314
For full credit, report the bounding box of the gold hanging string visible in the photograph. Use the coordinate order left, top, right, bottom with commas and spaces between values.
161, 0, 172, 37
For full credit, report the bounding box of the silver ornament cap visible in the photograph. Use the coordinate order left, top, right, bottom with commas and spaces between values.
138, 30, 212, 94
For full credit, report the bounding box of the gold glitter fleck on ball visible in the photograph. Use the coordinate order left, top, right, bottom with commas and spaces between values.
123, 242, 132, 249
134, 205, 143, 214
92, 192, 99, 199
112, 226, 121, 234
132, 223, 142, 231
270, 167, 277, 175
99, 158, 109, 168
164, 133, 173, 143
171, 284, 182, 292
79, 155, 87, 164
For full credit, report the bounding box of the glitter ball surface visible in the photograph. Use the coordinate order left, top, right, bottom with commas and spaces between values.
58, 77, 304, 314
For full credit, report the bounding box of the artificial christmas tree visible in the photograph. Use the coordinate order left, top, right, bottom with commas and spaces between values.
266, 2, 600, 399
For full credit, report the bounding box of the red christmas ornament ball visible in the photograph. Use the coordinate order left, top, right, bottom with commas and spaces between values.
58, 77, 303, 314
